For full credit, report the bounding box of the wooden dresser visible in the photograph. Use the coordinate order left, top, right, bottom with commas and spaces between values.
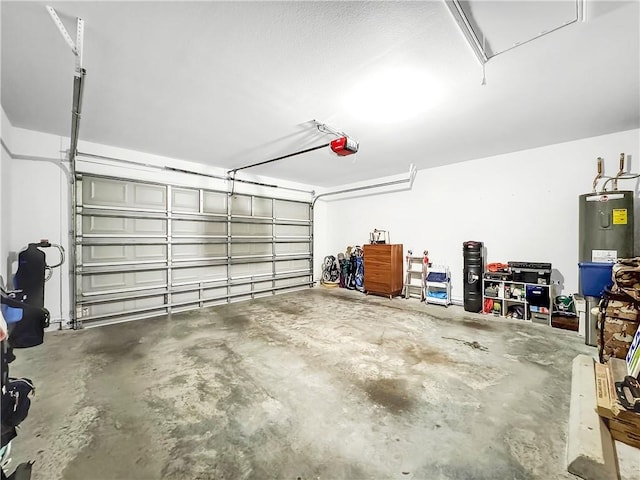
363, 244, 403, 298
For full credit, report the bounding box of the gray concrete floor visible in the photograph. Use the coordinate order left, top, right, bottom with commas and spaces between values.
6, 287, 633, 479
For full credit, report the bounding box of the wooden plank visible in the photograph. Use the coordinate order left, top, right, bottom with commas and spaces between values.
567, 355, 618, 480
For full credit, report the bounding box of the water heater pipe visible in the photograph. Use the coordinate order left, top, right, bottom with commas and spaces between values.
592, 157, 603, 193
613, 152, 626, 191
601, 172, 640, 192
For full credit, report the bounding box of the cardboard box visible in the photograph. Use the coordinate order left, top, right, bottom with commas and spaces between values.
594, 361, 640, 449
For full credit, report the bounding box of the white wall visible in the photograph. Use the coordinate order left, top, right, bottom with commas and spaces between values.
3, 110, 638, 319
1, 108, 13, 285
2, 123, 70, 326
315, 128, 640, 302
0, 112, 316, 327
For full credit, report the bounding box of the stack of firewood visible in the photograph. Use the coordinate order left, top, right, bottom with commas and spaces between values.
598, 258, 640, 363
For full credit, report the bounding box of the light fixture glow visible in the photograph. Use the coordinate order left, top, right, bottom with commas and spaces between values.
346, 68, 446, 124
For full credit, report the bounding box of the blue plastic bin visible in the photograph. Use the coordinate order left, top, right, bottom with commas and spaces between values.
578, 262, 614, 297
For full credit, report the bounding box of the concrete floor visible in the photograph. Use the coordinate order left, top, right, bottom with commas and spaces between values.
5, 287, 635, 479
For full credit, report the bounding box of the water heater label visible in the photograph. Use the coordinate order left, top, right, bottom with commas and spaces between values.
612, 208, 628, 225
592, 250, 617, 262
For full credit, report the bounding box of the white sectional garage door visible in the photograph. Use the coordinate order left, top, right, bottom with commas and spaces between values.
75, 174, 313, 327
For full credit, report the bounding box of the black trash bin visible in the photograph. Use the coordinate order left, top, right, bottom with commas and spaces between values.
463, 241, 484, 313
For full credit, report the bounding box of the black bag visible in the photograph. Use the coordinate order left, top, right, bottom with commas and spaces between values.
1, 461, 34, 480
1, 423, 17, 449
1, 377, 35, 427
15, 244, 46, 308
1, 293, 49, 349
7, 308, 49, 349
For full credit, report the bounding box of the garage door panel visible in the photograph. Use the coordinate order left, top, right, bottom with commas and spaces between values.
275, 243, 310, 255
172, 188, 199, 212
83, 245, 167, 265
275, 276, 308, 288
230, 223, 272, 236
275, 224, 310, 237
202, 298, 228, 308
84, 245, 126, 263
230, 195, 252, 215
172, 291, 200, 305
172, 265, 227, 284
86, 295, 166, 317
230, 284, 252, 295
134, 184, 166, 208
230, 262, 272, 278
84, 178, 166, 210
171, 287, 227, 307
83, 216, 166, 236
87, 216, 126, 233
253, 197, 273, 217
274, 200, 308, 219
89, 179, 127, 205
253, 291, 273, 299
254, 280, 273, 290
230, 243, 272, 257
84, 272, 128, 291
83, 270, 167, 294
135, 245, 167, 260
76, 175, 312, 327
203, 191, 227, 214
275, 259, 310, 274
202, 287, 227, 301
173, 219, 226, 236
135, 218, 166, 234
172, 243, 227, 260
135, 270, 168, 285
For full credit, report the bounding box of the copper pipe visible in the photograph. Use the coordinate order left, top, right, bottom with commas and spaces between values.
592, 157, 604, 192
613, 152, 625, 191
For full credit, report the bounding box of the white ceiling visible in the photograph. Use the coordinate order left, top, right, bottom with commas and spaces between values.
1, 1, 638, 187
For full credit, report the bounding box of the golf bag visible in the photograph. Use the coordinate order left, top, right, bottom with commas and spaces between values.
346, 255, 356, 290
337, 253, 347, 288
353, 247, 364, 292
321, 256, 340, 284
347, 246, 364, 291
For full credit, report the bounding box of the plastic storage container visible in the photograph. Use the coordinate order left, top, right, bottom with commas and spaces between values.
578, 262, 614, 297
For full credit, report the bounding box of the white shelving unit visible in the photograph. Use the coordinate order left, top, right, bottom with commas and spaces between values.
482, 277, 553, 324
425, 264, 451, 306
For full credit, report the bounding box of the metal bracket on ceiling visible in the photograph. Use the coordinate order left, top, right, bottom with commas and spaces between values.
313, 120, 347, 138
577, 0, 587, 22
46, 4, 87, 160
444, 0, 587, 66
443, 0, 488, 66
46, 5, 84, 74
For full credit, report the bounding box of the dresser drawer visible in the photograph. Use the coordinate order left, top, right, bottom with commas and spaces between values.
364, 269, 394, 284
364, 280, 389, 293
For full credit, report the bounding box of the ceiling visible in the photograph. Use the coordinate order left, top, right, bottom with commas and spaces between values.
1, 1, 638, 187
